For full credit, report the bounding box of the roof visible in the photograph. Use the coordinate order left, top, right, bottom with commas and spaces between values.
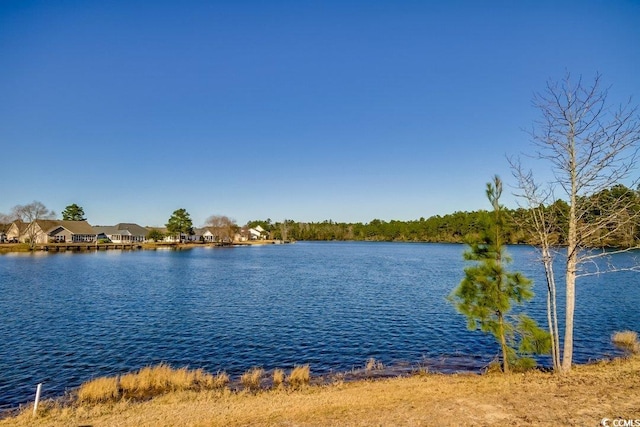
114, 223, 149, 236
35, 220, 63, 233
94, 223, 149, 236
10, 220, 29, 233
48, 220, 97, 235
93, 226, 119, 235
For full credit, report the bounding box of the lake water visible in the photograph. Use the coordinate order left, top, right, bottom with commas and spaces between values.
0, 242, 638, 408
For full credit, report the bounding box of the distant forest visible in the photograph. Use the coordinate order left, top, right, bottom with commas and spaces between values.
248, 184, 640, 248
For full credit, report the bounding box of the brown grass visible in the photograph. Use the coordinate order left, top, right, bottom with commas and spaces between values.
364, 357, 384, 372
0, 244, 31, 253
287, 365, 310, 388
208, 371, 230, 389
240, 367, 264, 391
76, 364, 226, 403
77, 376, 120, 403
4, 356, 640, 427
612, 330, 640, 354
119, 364, 205, 399
272, 369, 285, 388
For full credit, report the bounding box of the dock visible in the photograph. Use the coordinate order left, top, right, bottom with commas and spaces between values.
36, 243, 143, 252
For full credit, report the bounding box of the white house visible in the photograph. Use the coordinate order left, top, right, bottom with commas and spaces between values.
199, 227, 217, 243
248, 225, 267, 240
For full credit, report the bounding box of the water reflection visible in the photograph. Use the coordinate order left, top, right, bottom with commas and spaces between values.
0, 242, 638, 407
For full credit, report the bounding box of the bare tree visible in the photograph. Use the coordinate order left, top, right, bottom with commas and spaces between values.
511, 166, 564, 371
204, 215, 238, 244
12, 201, 56, 248
512, 73, 640, 372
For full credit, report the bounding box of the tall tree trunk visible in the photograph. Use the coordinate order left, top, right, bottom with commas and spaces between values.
562, 125, 578, 373
495, 200, 510, 374
545, 288, 556, 369
542, 246, 561, 371
563, 246, 577, 372
498, 313, 510, 373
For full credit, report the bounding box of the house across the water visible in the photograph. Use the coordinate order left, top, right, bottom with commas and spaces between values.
47, 220, 98, 243
94, 223, 149, 243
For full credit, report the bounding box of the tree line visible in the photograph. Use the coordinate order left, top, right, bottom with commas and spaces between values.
248, 184, 640, 247
5, 185, 637, 248
6, 185, 638, 247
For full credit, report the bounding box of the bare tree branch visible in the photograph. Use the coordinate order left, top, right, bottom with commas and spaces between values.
512, 72, 640, 372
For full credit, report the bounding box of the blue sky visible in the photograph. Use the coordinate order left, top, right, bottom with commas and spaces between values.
1, 1, 639, 227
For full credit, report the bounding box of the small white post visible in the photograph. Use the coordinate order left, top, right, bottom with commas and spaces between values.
33, 383, 42, 417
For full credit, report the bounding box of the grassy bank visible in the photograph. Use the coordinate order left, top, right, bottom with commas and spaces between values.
0, 244, 30, 253
0, 240, 288, 254
2, 356, 639, 426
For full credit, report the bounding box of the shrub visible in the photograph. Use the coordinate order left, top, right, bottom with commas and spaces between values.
365, 357, 384, 372
119, 364, 174, 399
78, 364, 227, 403
77, 376, 120, 403
273, 369, 285, 388
288, 365, 310, 388
414, 363, 429, 377
510, 356, 537, 372
416, 367, 429, 377
612, 331, 640, 354
240, 367, 264, 391
209, 371, 230, 389
146, 229, 165, 242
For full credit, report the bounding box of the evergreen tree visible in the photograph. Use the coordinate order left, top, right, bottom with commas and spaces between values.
61, 203, 86, 221
166, 208, 194, 241
449, 176, 549, 373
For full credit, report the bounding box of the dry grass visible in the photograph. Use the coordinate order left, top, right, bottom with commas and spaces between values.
612, 330, 640, 354
240, 367, 264, 391
76, 364, 226, 403
365, 357, 384, 371
0, 244, 31, 253
272, 369, 285, 388
77, 376, 120, 403
119, 364, 206, 399
415, 365, 429, 376
4, 356, 640, 427
208, 371, 230, 389
288, 365, 310, 388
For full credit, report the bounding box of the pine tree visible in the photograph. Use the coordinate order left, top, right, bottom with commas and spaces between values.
449, 176, 549, 373
61, 203, 86, 221
166, 208, 194, 241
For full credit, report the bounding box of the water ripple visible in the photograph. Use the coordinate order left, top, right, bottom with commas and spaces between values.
0, 242, 638, 406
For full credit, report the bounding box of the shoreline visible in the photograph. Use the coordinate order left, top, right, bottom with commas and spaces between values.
0, 354, 493, 412
0, 240, 292, 253
1, 355, 638, 426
